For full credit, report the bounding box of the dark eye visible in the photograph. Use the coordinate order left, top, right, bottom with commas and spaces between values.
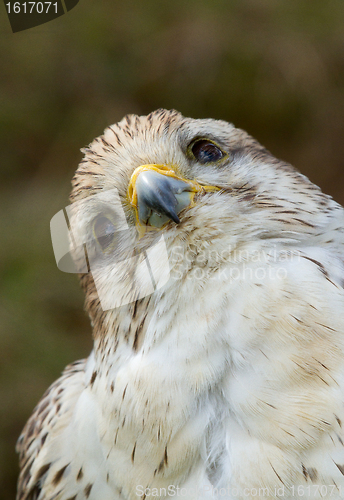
93, 216, 116, 252
191, 140, 224, 164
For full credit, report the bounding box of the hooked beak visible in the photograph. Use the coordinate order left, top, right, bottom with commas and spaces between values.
127, 164, 219, 231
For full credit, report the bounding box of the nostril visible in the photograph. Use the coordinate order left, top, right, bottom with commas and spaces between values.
175, 191, 195, 214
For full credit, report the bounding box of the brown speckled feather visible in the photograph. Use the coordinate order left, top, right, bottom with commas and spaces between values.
16, 360, 87, 500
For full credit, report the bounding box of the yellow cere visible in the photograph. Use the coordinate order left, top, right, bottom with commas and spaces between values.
127, 164, 220, 236
128, 164, 220, 208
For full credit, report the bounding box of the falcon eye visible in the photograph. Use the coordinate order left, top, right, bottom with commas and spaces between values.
93, 216, 116, 252
190, 139, 224, 164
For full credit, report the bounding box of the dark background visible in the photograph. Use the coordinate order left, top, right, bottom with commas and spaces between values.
1, 1, 344, 498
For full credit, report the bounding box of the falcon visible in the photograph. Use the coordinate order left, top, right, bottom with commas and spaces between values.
17, 109, 344, 499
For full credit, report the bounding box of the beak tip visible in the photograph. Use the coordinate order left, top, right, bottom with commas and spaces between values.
129, 165, 205, 229
169, 211, 180, 224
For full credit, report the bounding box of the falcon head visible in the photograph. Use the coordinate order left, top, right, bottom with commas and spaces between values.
69, 109, 332, 338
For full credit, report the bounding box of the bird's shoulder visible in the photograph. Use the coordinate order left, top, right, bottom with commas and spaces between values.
16, 358, 87, 500
221, 245, 344, 496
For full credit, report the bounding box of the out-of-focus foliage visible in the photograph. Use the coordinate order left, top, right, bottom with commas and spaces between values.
1, 0, 344, 498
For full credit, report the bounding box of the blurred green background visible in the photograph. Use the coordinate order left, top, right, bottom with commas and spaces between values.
1, 1, 344, 498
